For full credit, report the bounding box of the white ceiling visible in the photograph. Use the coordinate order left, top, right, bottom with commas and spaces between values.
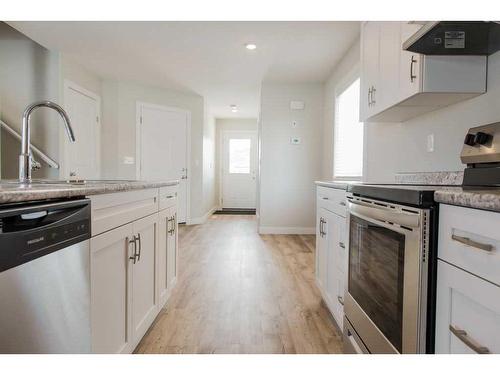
9, 21, 360, 118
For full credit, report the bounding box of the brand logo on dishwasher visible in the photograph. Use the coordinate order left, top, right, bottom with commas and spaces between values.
27, 236, 44, 245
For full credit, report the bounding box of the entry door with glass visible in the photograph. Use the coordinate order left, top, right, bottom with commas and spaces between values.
221, 131, 257, 209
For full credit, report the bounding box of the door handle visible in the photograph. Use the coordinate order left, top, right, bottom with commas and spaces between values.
129, 236, 138, 264
451, 234, 493, 253
136, 233, 142, 262
410, 55, 417, 83
449, 325, 490, 354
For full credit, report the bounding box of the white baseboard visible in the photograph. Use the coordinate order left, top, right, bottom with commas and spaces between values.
258, 226, 315, 235
188, 206, 217, 225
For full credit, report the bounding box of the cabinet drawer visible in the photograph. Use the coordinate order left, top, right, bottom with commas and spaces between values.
436, 260, 500, 354
317, 186, 347, 217
158, 185, 178, 210
90, 188, 159, 236
438, 204, 500, 285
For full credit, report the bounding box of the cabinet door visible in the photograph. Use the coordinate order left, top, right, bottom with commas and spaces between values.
158, 208, 170, 308
435, 260, 500, 354
167, 210, 178, 290
399, 22, 423, 101
131, 213, 159, 346
378, 22, 402, 111
90, 223, 134, 354
316, 207, 328, 291
360, 21, 380, 121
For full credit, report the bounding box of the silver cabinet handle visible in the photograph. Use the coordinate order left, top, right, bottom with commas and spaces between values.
451, 234, 493, 253
368, 87, 372, 106
339, 201, 346, 206
322, 197, 329, 200
319, 218, 325, 237
337, 296, 344, 306
136, 233, 142, 262
371, 86, 376, 105
129, 236, 138, 264
166, 195, 175, 199
449, 325, 490, 354
410, 55, 417, 83
339, 242, 345, 249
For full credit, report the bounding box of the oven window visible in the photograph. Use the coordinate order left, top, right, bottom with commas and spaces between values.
348, 214, 405, 352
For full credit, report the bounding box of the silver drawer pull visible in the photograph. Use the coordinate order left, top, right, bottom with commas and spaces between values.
451, 234, 493, 253
339, 201, 346, 206
166, 195, 175, 199
337, 296, 344, 306
339, 242, 345, 249
322, 197, 329, 200
449, 325, 490, 354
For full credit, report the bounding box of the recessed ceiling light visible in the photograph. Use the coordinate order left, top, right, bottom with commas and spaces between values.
245, 43, 257, 50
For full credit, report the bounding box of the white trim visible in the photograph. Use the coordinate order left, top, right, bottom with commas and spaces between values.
258, 226, 316, 235
219, 129, 258, 209
135, 101, 191, 224
61, 79, 101, 179
189, 206, 217, 225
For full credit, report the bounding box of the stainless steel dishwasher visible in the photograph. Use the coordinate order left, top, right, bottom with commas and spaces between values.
0, 198, 91, 353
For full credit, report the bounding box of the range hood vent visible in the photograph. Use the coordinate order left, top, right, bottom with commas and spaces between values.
403, 21, 500, 55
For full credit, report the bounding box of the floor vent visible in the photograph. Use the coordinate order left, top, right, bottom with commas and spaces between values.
214, 208, 256, 215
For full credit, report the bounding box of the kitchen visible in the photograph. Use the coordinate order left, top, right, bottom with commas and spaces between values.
1, 1, 500, 373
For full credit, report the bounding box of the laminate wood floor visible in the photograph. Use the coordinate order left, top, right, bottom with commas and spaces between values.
135, 214, 343, 354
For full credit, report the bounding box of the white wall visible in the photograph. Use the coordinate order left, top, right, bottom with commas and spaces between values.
202, 110, 216, 217
322, 39, 500, 183
258, 82, 323, 234
322, 39, 360, 180
214, 118, 258, 207
0, 22, 61, 179
100, 80, 208, 221
364, 50, 500, 183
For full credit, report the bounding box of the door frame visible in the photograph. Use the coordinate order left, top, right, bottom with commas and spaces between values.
135, 101, 191, 224
61, 79, 101, 179
219, 129, 258, 209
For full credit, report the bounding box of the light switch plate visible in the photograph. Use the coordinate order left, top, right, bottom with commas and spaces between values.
290, 137, 301, 145
290, 101, 305, 110
123, 156, 135, 165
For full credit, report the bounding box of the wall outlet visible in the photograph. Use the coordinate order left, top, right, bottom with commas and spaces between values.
290, 137, 301, 145
427, 134, 434, 153
123, 156, 135, 165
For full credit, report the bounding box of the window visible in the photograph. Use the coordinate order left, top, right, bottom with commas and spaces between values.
229, 138, 251, 174
334, 78, 364, 179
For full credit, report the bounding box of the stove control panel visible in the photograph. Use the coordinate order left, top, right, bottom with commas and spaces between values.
461, 122, 500, 165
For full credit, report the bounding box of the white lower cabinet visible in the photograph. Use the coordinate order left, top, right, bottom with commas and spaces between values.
131, 214, 159, 347
158, 205, 178, 308
90, 187, 178, 353
435, 260, 500, 354
436, 204, 500, 354
316, 186, 347, 331
90, 223, 134, 354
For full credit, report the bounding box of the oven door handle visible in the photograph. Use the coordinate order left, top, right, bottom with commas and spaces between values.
348, 200, 420, 228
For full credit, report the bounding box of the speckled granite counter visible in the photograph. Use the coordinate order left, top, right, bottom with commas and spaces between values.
0, 180, 179, 204
315, 180, 358, 190
434, 187, 500, 212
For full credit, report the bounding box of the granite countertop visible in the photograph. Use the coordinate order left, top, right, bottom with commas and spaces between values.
0, 180, 179, 204
315, 180, 360, 190
434, 187, 500, 213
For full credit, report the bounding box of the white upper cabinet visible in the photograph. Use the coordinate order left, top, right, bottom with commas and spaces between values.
360, 22, 487, 123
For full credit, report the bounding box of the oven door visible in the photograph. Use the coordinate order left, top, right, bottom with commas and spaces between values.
345, 197, 428, 354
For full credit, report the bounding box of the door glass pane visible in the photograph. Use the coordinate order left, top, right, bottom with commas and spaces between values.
348, 214, 405, 352
229, 139, 251, 174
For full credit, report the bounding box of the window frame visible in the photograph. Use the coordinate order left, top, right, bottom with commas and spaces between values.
333, 65, 364, 181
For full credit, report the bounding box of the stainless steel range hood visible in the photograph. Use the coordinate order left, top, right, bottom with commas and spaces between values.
403, 21, 500, 55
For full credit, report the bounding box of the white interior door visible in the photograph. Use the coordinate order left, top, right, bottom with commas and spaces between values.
221, 130, 257, 209
138, 103, 189, 223
63, 82, 100, 179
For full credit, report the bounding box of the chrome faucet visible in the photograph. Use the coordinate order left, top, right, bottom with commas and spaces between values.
19, 101, 76, 183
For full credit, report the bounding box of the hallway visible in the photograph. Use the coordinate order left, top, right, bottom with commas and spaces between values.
135, 215, 343, 354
